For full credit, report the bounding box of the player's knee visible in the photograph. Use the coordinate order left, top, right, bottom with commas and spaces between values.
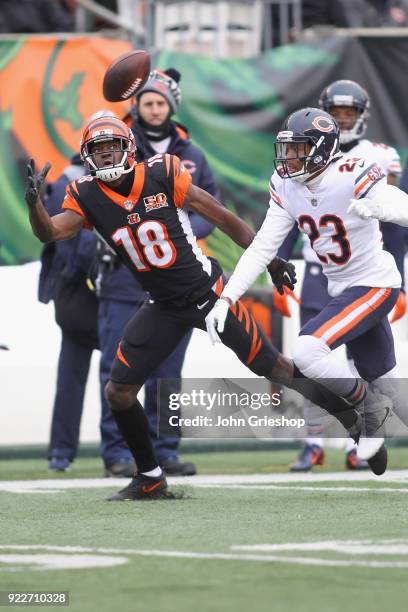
293, 335, 329, 375
105, 381, 140, 411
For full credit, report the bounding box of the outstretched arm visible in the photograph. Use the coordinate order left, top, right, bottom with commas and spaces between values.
348, 183, 408, 227
184, 183, 255, 248
184, 184, 296, 295
25, 159, 84, 242
204, 202, 295, 343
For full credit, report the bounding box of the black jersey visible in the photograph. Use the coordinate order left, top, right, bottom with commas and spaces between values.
63, 154, 221, 304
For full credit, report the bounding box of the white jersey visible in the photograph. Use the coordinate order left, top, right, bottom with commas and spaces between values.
222, 156, 402, 304
302, 139, 402, 264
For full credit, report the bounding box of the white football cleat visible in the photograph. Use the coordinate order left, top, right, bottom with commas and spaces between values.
356, 387, 391, 461
357, 437, 385, 461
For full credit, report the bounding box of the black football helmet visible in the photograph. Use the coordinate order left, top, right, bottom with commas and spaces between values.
274, 107, 340, 182
318, 80, 370, 144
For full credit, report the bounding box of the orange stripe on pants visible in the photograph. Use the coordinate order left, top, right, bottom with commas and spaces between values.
313, 288, 390, 346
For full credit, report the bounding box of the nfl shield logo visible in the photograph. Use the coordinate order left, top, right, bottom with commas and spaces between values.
124, 200, 133, 211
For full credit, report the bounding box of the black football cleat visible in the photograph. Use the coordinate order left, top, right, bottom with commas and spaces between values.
105, 473, 168, 501
367, 444, 388, 476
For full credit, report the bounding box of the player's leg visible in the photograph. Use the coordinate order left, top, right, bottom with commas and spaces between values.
343, 343, 369, 469
196, 285, 363, 437
293, 286, 399, 471
104, 301, 191, 500
144, 330, 196, 476
98, 298, 138, 477
294, 287, 398, 400
348, 316, 407, 426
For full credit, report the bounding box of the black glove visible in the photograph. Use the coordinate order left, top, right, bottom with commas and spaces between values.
267, 257, 297, 295
25, 158, 51, 208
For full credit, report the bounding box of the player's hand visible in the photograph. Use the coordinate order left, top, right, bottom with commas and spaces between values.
205, 298, 230, 344
347, 197, 385, 221
25, 158, 51, 208
273, 287, 301, 317
267, 257, 296, 295
390, 290, 407, 324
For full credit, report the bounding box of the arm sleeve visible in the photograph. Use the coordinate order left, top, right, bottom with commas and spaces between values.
370, 183, 408, 227
62, 183, 93, 229
221, 201, 295, 303
172, 156, 192, 208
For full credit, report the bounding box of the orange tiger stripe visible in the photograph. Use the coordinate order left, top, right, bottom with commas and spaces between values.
248, 337, 263, 365
117, 343, 131, 368
214, 276, 224, 296
240, 301, 252, 334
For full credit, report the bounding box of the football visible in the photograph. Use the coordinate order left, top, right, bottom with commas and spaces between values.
103, 50, 151, 102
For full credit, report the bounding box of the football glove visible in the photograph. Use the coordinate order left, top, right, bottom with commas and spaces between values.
205, 298, 230, 344
267, 256, 297, 295
25, 158, 51, 208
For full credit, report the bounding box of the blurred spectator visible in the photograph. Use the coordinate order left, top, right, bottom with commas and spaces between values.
302, 0, 349, 28
303, 0, 408, 29
345, 0, 408, 26
0, 0, 73, 33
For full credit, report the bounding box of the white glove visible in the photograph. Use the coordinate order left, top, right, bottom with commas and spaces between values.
205, 298, 230, 344
347, 197, 385, 221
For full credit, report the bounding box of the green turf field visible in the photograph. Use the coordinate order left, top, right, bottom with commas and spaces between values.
1, 449, 408, 612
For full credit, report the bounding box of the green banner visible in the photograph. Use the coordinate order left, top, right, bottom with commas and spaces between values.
1, 35, 408, 266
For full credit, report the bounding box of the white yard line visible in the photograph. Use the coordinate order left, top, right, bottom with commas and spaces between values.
1, 544, 408, 570
194, 484, 408, 493
2, 469, 408, 493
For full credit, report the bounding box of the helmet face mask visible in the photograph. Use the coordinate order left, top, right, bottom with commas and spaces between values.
275, 136, 316, 180
80, 117, 136, 182
319, 80, 370, 145
274, 109, 340, 182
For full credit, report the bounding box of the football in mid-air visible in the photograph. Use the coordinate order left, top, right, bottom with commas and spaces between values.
103, 50, 151, 102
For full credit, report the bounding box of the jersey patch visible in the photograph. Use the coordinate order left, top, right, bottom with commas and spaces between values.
144, 193, 168, 212
354, 162, 385, 199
